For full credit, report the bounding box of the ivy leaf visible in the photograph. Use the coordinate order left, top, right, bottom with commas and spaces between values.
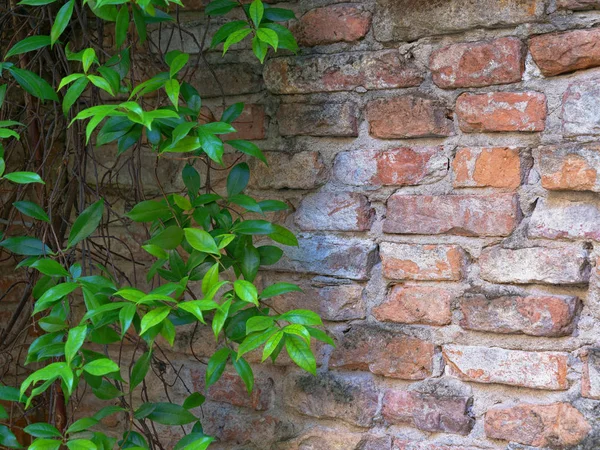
51, 0, 75, 46
234, 280, 258, 306
237, 327, 277, 359
206, 347, 230, 387
261, 282, 301, 299
68, 199, 104, 248
140, 306, 171, 335
232, 357, 253, 393
226, 163, 249, 196
13, 201, 49, 222
269, 224, 298, 246
256, 27, 278, 51
182, 392, 205, 410
30, 259, 70, 277
184, 228, 220, 255
205, 0, 237, 16
279, 309, 322, 326
211, 21, 247, 48
8, 68, 58, 101
83, 358, 119, 376
165, 79, 180, 110
223, 28, 252, 54
29, 439, 61, 450
262, 330, 284, 362
126, 200, 171, 222
3, 171, 44, 184
245, 316, 273, 334
5, 35, 51, 59
249, 0, 264, 27
285, 335, 316, 375
115, 6, 129, 48
233, 220, 275, 235
146, 403, 197, 425
65, 325, 87, 365
130, 351, 151, 390
0, 424, 20, 449
147, 226, 183, 250
23, 423, 61, 439
0, 236, 51, 256
226, 139, 266, 163
62, 78, 89, 116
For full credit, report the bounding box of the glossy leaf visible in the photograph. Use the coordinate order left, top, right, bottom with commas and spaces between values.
13, 201, 49, 222
68, 199, 104, 248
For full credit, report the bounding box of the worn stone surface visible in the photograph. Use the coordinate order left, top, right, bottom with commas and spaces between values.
194, 62, 263, 98
529, 199, 600, 241
562, 78, 600, 136
292, 5, 372, 46
530, 28, 600, 77
535, 144, 600, 192
582, 348, 600, 399
249, 151, 327, 190
444, 345, 569, 390
452, 147, 521, 189
557, 0, 600, 9
456, 92, 547, 133
367, 96, 453, 139
384, 193, 518, 237
295, 192, 374, 231
374, 284, 454, 326
206, 372, 274, 411
273, 426, 364, 450
264, 51, 422, 94
460, 294, 580, 337
277, 102, 358, 137
334, 147, 448, 187
373, 0, 546, 42
479, 245, 590, 285
330, 326, 435, 380
380, 243, 464, 281
430, 37, 525, 89
485, 403, 591, 447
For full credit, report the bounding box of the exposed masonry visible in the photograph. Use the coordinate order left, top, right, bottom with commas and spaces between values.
67, 0, 600, 448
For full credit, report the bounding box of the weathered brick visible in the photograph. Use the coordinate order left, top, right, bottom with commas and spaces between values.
453, 147, 521, 189
456, 92, 547, 132
264, 51, 423, 94
284, 373, 378, 427
562, 79, 600, 136
367, 96, 453, 139
479, 245, 590, 285
380, 243, 464, 281
274, 235, 377, 280
201, 104, 265, 140
374, 285, 455, 326
206, 372, 273, 411
295, 192, 374, 232
536, 145, 600, 192
393, 442, 485, 450
430, 37, 525, 89
292, 5, 371, 46
529, 199, 600, 240
557, 0, 600, 9
194, 62, 263, 98
382, 390, 474, 435
485, 403, 591, 447
582, 348, 600, 399
273, 426, 364, 450
262, 280, 366, 321
277, 102, 358, 137
530, 28, 600, 77
373, 0, 545, 42
384, 194, 518, 237
460, 294, 580, 337
330, 326, 435, 380
249, 151, 327, 190
444, 345, 569, 390
334, 147, 448, 187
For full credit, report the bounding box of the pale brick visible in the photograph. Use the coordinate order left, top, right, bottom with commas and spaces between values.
295, 192, 374, 232
334, 147, 448, 187
273, 426, 363, 450
205, 372, 273, 411
430, 37, 525, 89
562, 79, 600, 136
479, 245, 590, 285
536, 144, 600, 192
444, 345, 569, 390
529, 199, 600, 240
278, 102, 358, 137
453, 147, 521, 189
374, 285, 454, 326
292, 5, 371, 46
380, 243, 464, 281
558, 0, 600, 9
249, 151, 327, 190
193, 63, 263, 98
582, 348, 600, 399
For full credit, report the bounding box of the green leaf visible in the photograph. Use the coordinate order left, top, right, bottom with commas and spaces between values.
140, 306, 171, 335
261, 282, 301, 299
202, 263, 220, 296
269, 224, 298, 246
262, 330, 283, 362
211, 21, 248, 48
245, 315, 273, 334
31, 259, 70, 277
263, 7, 295, 21
0, 236, 51, 256
258, 245, 283, 265
130, 351, 151, 390
5, 35, 51, 59
182, 392, 205, 410
221, 102, 244, 123
257, 27, 278, 50
51, 0, 75, 45
198, 129, 223, 164
237, 327, 277, 359
307, 326, 335, 347
147, 226, 183, 250
249, 0, 264, 27
65, 324, 87, 364
285, 335, 316, 375
226, 139, 266, 163
62, 78, 88, 116
232, 357, 253, 393
182, 164, 201, 197
252, 36, 268, 63
233, 220, 275, 235
66, 417, 98, 435
24, 423, 61, 439
0, 386, 21, 402
206, 347, 230, 387
205, 0, 237, 16
29, 439, 61, 450
223, 28, 252, 54
18, 0, 57, 4
68, 199, 104, 248
0, 425, 21, 449
81, 48, 96, 73
284, 324, 310, 343
146, 403, 197, 425
226, 162, 249, 196
83, 358, 119, 376
165, 79, 180, 110
8, 68, 58, 101
234, 280, 258, 306
184, 228, 219, 255
13, 200, 49, 222
3, 171, 44, 184
126, 200, 171, 222
119, 302, 136, 336
263, 22, 298, 52
115, 6, 129, 48
168, 52, 189, 78
199, 122, 236, 134
34, 282, 79, 314
87, 75, 114, 96
132, 5, 147, 43
279, 309, 322, 326
66, 439, 97, 449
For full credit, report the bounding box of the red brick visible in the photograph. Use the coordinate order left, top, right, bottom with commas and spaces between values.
536, 144, 600, 192
530, 28, 600, 77
295, 192, 374, 231
334, 147, 448, 187
430, 37, 525, 88
452, 147, 521, 189
380, 243, 464, 281
456, 92, 547, 132
460, 294, 580, 337
249, 151, 327, 190
292, 5, 371, 46
529, 199, 600, 240
485, 403, 591, 447
384, 193, 518, 237
479, 245, 590, 285
205, 372, 273, 411
557, 0, 600, 9
277, 102, 358, 137
264, 50, 423, 94
374, 285, 454, 326
0, 271, 27, 303
200, 104, 265, 140
284, 373, 378, 427
330, 326, 435, 380
367, 96, 453, 139
382, 390, 474, 435
582, 348, 600, 399
443, 345, 569, 390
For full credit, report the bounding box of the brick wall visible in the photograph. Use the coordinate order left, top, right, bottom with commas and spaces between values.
95, 0, 600, 448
